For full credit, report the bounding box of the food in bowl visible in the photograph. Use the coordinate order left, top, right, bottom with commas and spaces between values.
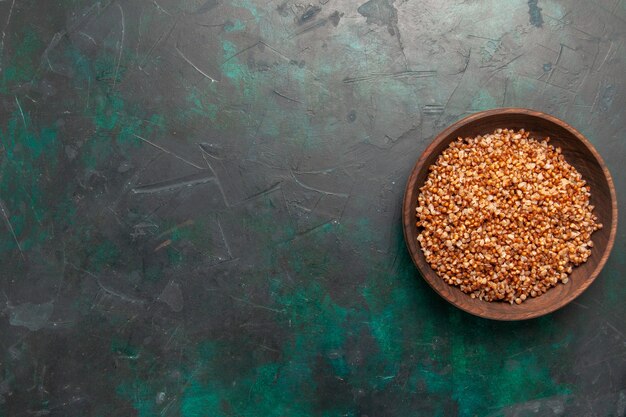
415, 128, 602, 304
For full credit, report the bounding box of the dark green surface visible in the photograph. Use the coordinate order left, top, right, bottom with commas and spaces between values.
0, 0, 625, 416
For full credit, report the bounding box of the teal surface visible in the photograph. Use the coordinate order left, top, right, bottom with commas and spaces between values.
0, 0, 625, 415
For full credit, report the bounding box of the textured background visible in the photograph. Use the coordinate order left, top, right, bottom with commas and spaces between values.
0, 0, 625, 415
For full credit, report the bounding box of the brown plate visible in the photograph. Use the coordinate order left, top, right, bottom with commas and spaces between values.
402, 108, 618, 320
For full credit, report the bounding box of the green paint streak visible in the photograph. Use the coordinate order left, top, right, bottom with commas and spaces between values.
81, 91, 164, 170
166, 245, 184, 266
1, 29, 44, 93
0, 30, 64, 253
362, 285, 404, 366
181, 380, 223, 417
185, 87, 218, 122
88, 240, 121, 272
164, 222, 354, 416
215, 24, 334, 143
445, 314, 571, 417
116, 379, 158, 417
175, 339, 320, 417
601, 264, 624, 307
221, 40, 246, 81
0, 111, 61, 252
471, 89, 498, 111
224, 19, 246, 32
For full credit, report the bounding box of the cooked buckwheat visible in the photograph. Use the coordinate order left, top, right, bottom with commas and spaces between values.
416, 129, 602, 304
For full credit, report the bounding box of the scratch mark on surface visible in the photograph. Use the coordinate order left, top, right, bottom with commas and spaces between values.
176, 44, 218, 83
112, 153, 163, 210
295, 220, 335, 238
611, 0, 622, 14
217, 219, 233, 259
394, 23, 409, 70
140, 21, 176, 71
37, 2, 107, 72
154, 239, 172, 252
501, 54, 525, 70
130, 221, 159, 239
339, 191, 351, 221
131, 171, 215, 194
502, 77, 509, 106
596, 40, 620, 73
223, 41, 262, 63
106, 207, 128, 228
223, 40, 290, 64
15, 96, 26, 129
423, 104, 444, 115
152, 0, 172, 15
163, 325, 181, 350
450, 48, 471, 75
155, 219, 193, 240
230, 296, 286, 314
240, 182, 283, 204
483, 53, 524, 71
547, 44, 572, 84
291, 171, 349, 198
580, 353, 626, 369
71, 1, 111, 31
136, 7, 144, 54
536, 43, 559, 54
79, 31, 97, 45
67, 262, 146, 304
113, 3, 125, 88
41, 32, 65, 71
537, 77, 577, 93
544, 13, 597, 39
220, 40, 329, 95
0, 0, 16, 72
273, 90, 302, 104
606, 321, 625, 339
259, 344, 280, 353
239, 321, 276, 328
293, 167, 337, 175
532, 44, 576, 101
590, 84, 601, 114
85, 76, 91, 111
198, 143, 224, 160
133, 134, 203, 170
198, 146, 230, 207
0, 198, 24, 260
507, 345, 541, 359
160, 398, 178, 416
590, 0, 626, 24
289, 19, 327, 38
343, 70, 436, 83
570, 23, 599, 40
443, 78, 463, 111
252, 108, 267, 139
572, 301, 590, 309
196, 21, 226, 28
467, 34, 501, 42
293, 202, 312, 212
